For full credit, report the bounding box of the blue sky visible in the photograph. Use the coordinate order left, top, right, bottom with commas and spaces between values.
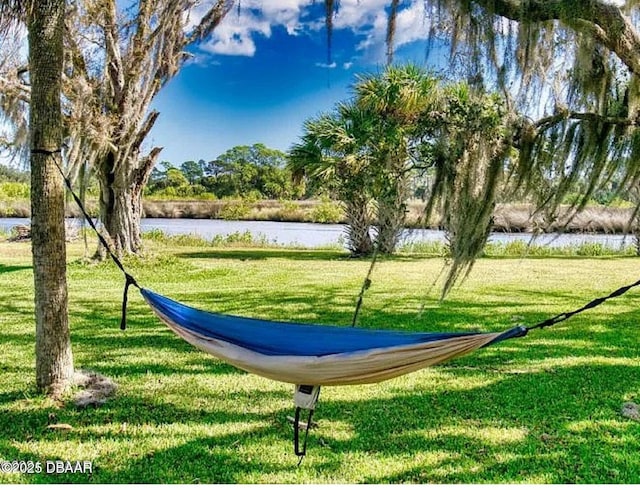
148, 0, 443, 165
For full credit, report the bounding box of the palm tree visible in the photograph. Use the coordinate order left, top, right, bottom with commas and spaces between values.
1, 0, 74, 395
291, 66, 443, 257
353, 65, 440, 254
289, 103, 375, 256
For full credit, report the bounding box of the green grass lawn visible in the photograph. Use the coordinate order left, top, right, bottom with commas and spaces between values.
1, 239, 640, 483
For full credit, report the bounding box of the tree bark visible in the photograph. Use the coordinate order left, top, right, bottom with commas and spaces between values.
28, 0, 74, 396
375, 184, 409, 255
94, 143, 161, 256
65, 1, 231, 257
344, 197, 373, 256
374, 157, 411, 255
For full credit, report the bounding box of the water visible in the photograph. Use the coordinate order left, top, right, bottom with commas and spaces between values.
0, 217, 633, 249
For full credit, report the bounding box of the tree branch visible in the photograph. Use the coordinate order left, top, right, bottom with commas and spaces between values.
103, 0, 125, 108
64, 18, 89, 82
132, 109, 160, 152
123, 0, 153, 97
186, 0, 234, 45
535, 110, 636, 132
0, 75, 31, 103
135, 146, 163, 190
474, 0, 640, 75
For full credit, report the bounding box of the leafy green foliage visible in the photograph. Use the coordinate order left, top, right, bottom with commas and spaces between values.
218, 200, 252, 220
0, 163, 29, 183
354, 65, 441, 254
413, 1, 640, 233
141, 229, 268, 247
422, 83, 514, 297
0, 181, 29, 199
290, 65, 442, 256
292, 65, 516, 295
146, 145, 299, 201
310, 198, 344, 223
290, 101, 377, 255
180, 160, 205, 185
203, 144, 298, 199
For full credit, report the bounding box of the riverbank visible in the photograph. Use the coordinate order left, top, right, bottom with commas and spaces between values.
2, 216, 637, 256
1, 197, 637, 234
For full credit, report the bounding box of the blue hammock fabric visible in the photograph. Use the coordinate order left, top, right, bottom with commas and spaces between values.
141, 288, 528, 386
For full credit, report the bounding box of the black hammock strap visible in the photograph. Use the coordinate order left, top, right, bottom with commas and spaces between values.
39, 147, 640, 462
293, 407, 314, 463
39, 148, 140, 330
525, 276, 640, 332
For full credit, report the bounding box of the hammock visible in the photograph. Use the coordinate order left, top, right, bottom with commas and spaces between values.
141, 288, 528, 386
138, 283, 637, 458
141, 287, 530, 458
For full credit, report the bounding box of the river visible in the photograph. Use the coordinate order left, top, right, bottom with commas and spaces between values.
0, 217, 633, 249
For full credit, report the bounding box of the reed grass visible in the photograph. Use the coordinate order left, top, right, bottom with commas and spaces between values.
2, 198, 639, 234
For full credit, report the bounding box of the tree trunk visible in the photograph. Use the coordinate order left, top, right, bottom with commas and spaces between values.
96, 156, 140, 255
95, 147, 159, 256
344, 197, 373, 256
375, 173, 410, 254
28, 0, 74, 396
375, 200, 406, 254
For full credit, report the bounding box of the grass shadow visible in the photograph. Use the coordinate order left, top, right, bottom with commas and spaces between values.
1, 358, 639, 483
176, 249, 351, 262
3, 246, 640, 483
0, 264, 32, 274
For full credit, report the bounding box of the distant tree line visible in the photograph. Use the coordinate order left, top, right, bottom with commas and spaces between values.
0, 163, 29, 183
145, 143, 305, 200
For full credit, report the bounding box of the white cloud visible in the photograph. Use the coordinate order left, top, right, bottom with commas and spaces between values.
392, 2, 432, 47
343, 62, 353, 70
201, 8, 272, 56
194, 1, 435, 61
315, 61, 337, 69
258, 0, 315, 35
331, 0, 390, 31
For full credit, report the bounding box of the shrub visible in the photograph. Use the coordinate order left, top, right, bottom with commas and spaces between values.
161, 186, 177, 197
310, 199, 343, 223
575, 242, 608, 256
211, 230, 259, 246
398, 240, 448, 255
0, 182, 30, 199
270, 200, 306, 222
176, 184, 193, 197
218, 200, 251, 220
142, 229, 168, 241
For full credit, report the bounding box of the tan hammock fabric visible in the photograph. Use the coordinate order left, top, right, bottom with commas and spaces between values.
150, 303, 504, 386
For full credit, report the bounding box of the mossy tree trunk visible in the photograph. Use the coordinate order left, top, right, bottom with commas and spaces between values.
94, 145, 160, 256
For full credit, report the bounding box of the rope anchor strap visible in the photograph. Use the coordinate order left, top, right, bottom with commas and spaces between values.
293, 385, 321, 462
45, 153, 141, 330
527, 276, 640, 332
294, 407, 315, 463
31, 148, 62, 155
